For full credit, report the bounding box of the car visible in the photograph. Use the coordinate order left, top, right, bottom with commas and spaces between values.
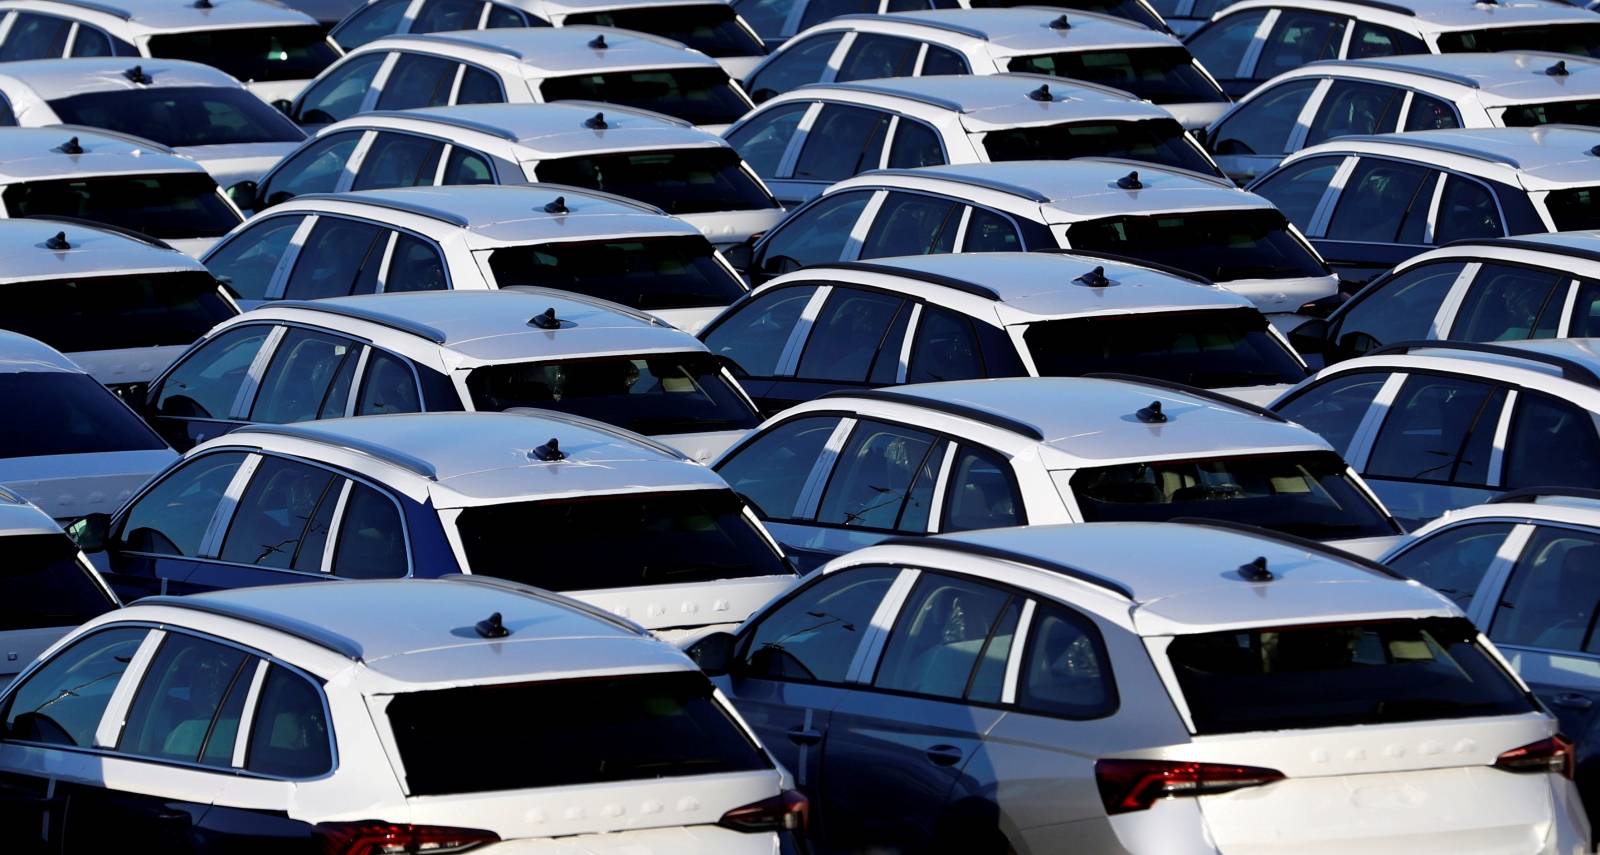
699, 251, 1309, 417
735, 0, 1172, 51
141, 289, 762, 460
725, 73, 1222, 206
1186, 0, 1600, 99
0, 331, 177, 520
1271, 338, 1600, 527
199, 184, 749, 331
712, 375, 1402, 570
288, 26, 756, 132
0, 486, 119, 687
1249, 125, 1600, 282
684, 520, 1588, 854
0, 126, 244, 256
71, 410, 799, 636
238, 101, 785, 250
331, 0, 769, 78
737, 8, 1230, 128
0, 0, 341, 104
0, 577, 807, 853
741, 159, 1338, 329
1145, 0, 1219, 37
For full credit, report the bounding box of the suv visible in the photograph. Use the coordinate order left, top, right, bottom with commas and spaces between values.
738, 8, 1230, 127
743, 159, 1338, 328
0, 578, 806, 853
241, 102, 784, 250
199, 184, 748, 331
687, 520, 1586, 853
289, 26, 755, 131
700, 251, 1308, 416
727, 73, 1222, 206
1271, 339, 1600, 526
1250, 126, 1600, 282
734, 0, 1171, 50
713, 376, 1401, 569
143, 289, 761, 459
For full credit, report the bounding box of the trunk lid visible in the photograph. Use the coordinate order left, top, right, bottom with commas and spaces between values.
572, 574, 796, 632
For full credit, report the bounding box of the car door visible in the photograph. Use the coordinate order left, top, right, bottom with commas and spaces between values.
700, 283, 823, 407
749, 189, 876, 283
773, 104, 891, 206
183, 455, 347, 591
292, 50, 389, 128
251, 132, 366, 213
1317, 260, 1469, 362
1185, 9, 1272, 99
103, 451, 253, 601
202, 214, 312, 307
1302, 80, 1405, 151
786, 418, 949, 561
745, 33, 846, 102
1314, 157, 1438, 281
1208, 79, 1321, 184
761, 285, 912, 411
714, 413, 848, 571
1444, 263, 1569, 345
349, 131, 447, 191
144, 324, 278, 451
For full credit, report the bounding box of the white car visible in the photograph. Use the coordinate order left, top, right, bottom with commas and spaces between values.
0, 577, 807, 851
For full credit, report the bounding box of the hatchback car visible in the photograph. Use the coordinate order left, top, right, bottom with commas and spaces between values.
687, 520, 1587, 853
0, 577, 806, 852
735, 0, 1171, 49
727, 73, 1222, 205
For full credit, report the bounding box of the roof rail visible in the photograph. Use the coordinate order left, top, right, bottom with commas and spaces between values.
836, 12, 989, 39
818, 260, 1002, 301
402, 31, 525, 58
498, 284, 664, 325
876, 534, 1134, 599
1167, 518, 1407, 580
1079, 372, 1289, 422
1447, 235, 1600, 266
502, 407, 691, 460
853, 166, 1051, 203
481, 181, 667, 216
137, 595, 366, 661
292, 191, 471, 228
358, 109, 521, 141
229, 423, 439, 479
20, 215, 176, 252
1367, 339, 1600, 387
1033, 248, 1214, 286
271, 299, 450, 344
33, 0, 132, 19
1489, 485, 1600, 504
1314, 58, 1479, 89
1315, 0, 1415, 15
801, 81, 965, 113
1320, 134, 1520, 169
820, 387, 1046, 441
55, 123, 174, 154
1072, 156, 1237, 189
549, 99, 695, 128
438, 574, 649, 634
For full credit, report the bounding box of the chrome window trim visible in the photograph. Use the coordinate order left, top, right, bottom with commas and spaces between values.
1000, 598, 1036, 704
1347, 370, 1408, 470
319, 479, 355, 572
93, 628, 164, 749
265, 214, 321, 300
1488, 387, 1518, 487
795, 416, 856, 520
226, 323, 286, 419
895, 302, 921, 384
775, 284, 832, 376
200, 452, 262, 559
925, 441, 958, 533
846, 567, 920, 684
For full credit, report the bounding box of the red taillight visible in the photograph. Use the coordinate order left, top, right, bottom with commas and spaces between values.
316, 821, 499, 855
1095, 759, 1286, 815
718, 789, 809, 834
1495, 736, 1575, 779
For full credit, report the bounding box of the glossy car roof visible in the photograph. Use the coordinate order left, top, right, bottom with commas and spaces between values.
0, 330, 87, 374
1216, 0, 1597, 32
1287, 126, 1600, 190
0, 486, 66, 537
0, 57, 245, 100
0, 0, 320, 30
341, 102, 722, 159
776, 73, 1171, 130
1313, 52, 1600, 104
829, 8, 1179, 53
0, 126, 204, 182
363, 26, 721, 74
0, 218, 204, 282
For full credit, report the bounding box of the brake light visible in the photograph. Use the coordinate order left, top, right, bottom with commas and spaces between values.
1494, 736, 1575, 779
1095, 759, 1286, 815
718, 789, 809, 834
316, 821, 499, 855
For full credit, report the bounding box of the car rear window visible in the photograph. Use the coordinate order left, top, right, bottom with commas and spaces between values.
1167, 617, 1536, 735
1436, 23, 1600, 57
47, 87, 306, 148
563, 4, 764, 57
1007, 46, 1226, 104
0, 533, 116, 631
387, 670, 771, 796
488, 235, 745, 310
983, 118, 1220, 176
540, 67, 751, 126
0, 372, 168, 459
4, 174, 240, 239
534, 147, 778, 215
1499, 98, 1600, 128
1542, 187, 1600, 231
1023, 307, 1306, 388
1066, 208, 1331, 282
147, 26, 339, 82
3, 271, 235, 354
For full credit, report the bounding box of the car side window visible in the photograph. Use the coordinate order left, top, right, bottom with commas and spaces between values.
245, 664, 331, 777
1449, 264, 1565, 343
1404, 93, 1461, 131
70, 25, 116, 57
961, 208, 1021, 253
1505, 392, 1600, 490
1187, 10, 1268, 80
1490, 526, 1600, 653
1367, 375, 1505, 485
796, 287, 906, 381
1332, 261, 1464, 357
1566, 279, 1600, 337
486, 3, 538, 26
1256, 11, 1346, 81
220, 456, 340, 571
156, 325, 273, 420
284, 217, 390, 300
792, 105, 890, 182
117, 633, 253, 762
412, 0, 483, 32
746, 33, 843, 102
920, 44, 967, 75
355, 349, 421, 415
0, 13, 72, 60
1017, 603, 1115, 718
1432, 175, 1503, 244
352, 132, 445, 190
1210, 79, 1317, 156
717, 415, 842, 519
1348, 21, 1426, 59
835, 33, 920, 82
333, 0, 409, 50
816, 420, 942, 530
1273, 371, 1387, 456
799, 0, 873, 30
3, 627, 147, 747
755, 190, 872, 275
1251, 155, 1340, 231
703, 285, 819, 376
455, 65, 503, 104
376, 53, 458, 110
727, 103, 809, 177
908, 305, 983, 383
736, 566, 899, 682
331, 482, 406, 577
1386, 521, 1515, 611
260, 132, 363, 209
1305, 81, 1405, 147
384, 233, 448, 292
1325, 158, 1433, 244
295, 51, 385, 124
872, 574, 1020, 700
858, 192, 960, 259
205, 215, 305, 300
942, 446, 1021, 532
440, 146, 495, 185
119, 452, 249, 556
249, 328, 361, 424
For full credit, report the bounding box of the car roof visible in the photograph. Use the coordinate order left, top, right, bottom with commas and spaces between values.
340, 102, 724, 159
0, 485, 65, 537
781, 73, 1172, 130
1216, 0, 1598, 31
0, 0, 319, 30
1399, 487, 1600, 541
1289, 125, 1600, 189
0, 126, 203, 182
0, 217, 203, 282
0, 330, 86, 374
1303, 338, 1600, 404
834, 8, 1179, 53
366, 26, 721, 74
0, 57, 244, 100
519, 0, 744, 12
1305, 52, 1600, 103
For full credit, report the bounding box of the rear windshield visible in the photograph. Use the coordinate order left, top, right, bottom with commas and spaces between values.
1543, 187, 1600, 231
1066, 209, 1330, 282
564, 5, 765, 57
1070, 450, 1398, 540
488, 236, 745, 310
1007, 46, 1226, 104
1437, 23, 1600, 57
0, 534, 115, 631
1023, 307, 1305, 387
970, 0, 1166, 32
47, 87, 305, 148
540, 67, 751, 126
387, 671, 771, 796
4, 174, 239, 239
1168, 618, 1535, 735
3, 271, 235, 354
534, 147, 778, 215
983, 118, 1219, 176
1499, 99, 1600, 128
466, 353, 760, 434
455, 489, 792, 593
147, 26, 339, 82
0, 373, 167, 459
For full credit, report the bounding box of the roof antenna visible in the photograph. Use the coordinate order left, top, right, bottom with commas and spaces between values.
1074, 265, 1112, 287
1547, 60, 1570, 77
543, 195, 568, 214
474, 612, 510, 638
1238, 556, 1274, 582
56, 136, 83, 154
45, 231, 70, 251
1116, 170, 1142, 190
193, 0, 212, 8
1027, 83, 1053, 102
530, 438, 567, 461
1136, 400, 1166, 424
1590, 145, 1600, 157
588, 33, 607, 49
584, 111, 607, 129
529, 307, 560, 329
123, 65, 151, 83
1048, 13, 1070, 28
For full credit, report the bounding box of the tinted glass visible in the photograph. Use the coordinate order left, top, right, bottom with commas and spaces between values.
2, 271, 234, 354
1492, 525, 1600, 651
1405, 93, 1461, 131
354, 349, 420, 415
260, 133, 360, 209
756, 191, 871, 275
119, 633, 250, 761
738, 566, 897, 681
375, 53, 457, 110
149, 26, 338, 82
887, 119, 944, 169
1544, 187, 1600, 231
156, 325, 270, 420
440, 145, 494, 184
1067, 209, 1329, 281
983, 118, 1217, 175
943, 446, 1020, 533
836, 33, 919, 81
455, 65, 502, 104
1387, 521, 1514, 611
566, 4, 763, 57
735, 0, 795, 40
702, 285, 817, 376
797, 288, 905, 381
0, 534, 115, 631
1273, 371, 1386, 456
381, 234, 445, 292
541, 67, 749, 125
1210, 79, 1317, 156
717, 415, 840, 519
69, 25, 115, 57
412, 0, 482, 31
922, 44, 967, 74
0, 373, 166, 459
1325, 159, 1432, 243
962, 208, 1021, 252
352, 132, 444, 189
1502, 99, 1600, 128
3, 628, 145, 746
1019, 605, 1115, 718
119, 452, 246, 556
295, 52, 383, 124
249, 329, 359, 424
219, 457, 337, 569
793, 105, 890, 181
332, 0, 408, 50
49, 87, 304, 148
198, 660, 252, 766
1024, 307, 1304, 387
244, 665, 330, 777
726, 103, 807, 176
1257, 11, 1347, 81
467, 354, 759, 434
799, 0, 873, 28
1306, 81, 1404, 147
331, 482, 404, 578
873, 574, 1015, 699
908, 305, 983, 383
0, 13, 69, 60
3, 173, 238, 239
535, 147, 776, 215
746, 34, 842, 101
1437, 23, 1600, 57
1433, 176, 1503, 243
1450, 264, 1565, 342
486, 4, 538, 25
1349, 21, 1426, 58
1505, 392, 1600, 490
1007, 46, 1226, 104
858, 193, 959, 259
1334, 262, 1462, 356
489, 236, 743, 310
283, 217, 388, 300
1368, 375, 1504, 485
1569, 279, 1600, 337
817, 420, 939, 530
1187, 10, 1268, 80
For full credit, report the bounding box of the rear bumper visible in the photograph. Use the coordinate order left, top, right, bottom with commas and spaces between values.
480, 825, 795, 853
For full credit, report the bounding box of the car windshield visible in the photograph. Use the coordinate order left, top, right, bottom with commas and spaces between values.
534, 147, 778, 214
0, 372, 167, 459
1542, 187, 1600, 230
386, 671, 770, 796
454, 489, 792, 592
467, 353, 759, 435
3, 174, 239, 239
146, 26, 339, 82
982, 118, 1219, 175
1499, 98, 1600, 128
540, 67, 751, 126
0, 534, 115, 630
46, 87, 305, 148
3, 271, 235, 354
1024, 307, 1305, 387
1007, 46, 1226, 104
1069, 450, 1398, 540
1066, 208, 1330, 282
970, 0, 1166, 32
564, 5, 765, 57
1436, 23, 1600, 57
488, 236, 745, 310
1168, 618, 1535, 735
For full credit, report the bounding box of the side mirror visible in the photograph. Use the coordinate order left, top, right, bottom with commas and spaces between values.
1191, 126, 1209, 148
271, 98, 293, 116
722, 238, 756, 274
67, 512, 112, 553
1288, 318, 1330, 356
227, 180, 258, 212
686, 631, 736, 677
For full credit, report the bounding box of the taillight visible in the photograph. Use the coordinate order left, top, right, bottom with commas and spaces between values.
1095, 759, 1286, 815
1494, 736, 1575, 779
316, 821, 499, 855
718, 789, 809, 834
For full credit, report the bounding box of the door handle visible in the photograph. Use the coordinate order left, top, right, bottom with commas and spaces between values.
925, 744, 963, 767
787, 727, 822, 746
1553, 692, 1594, 711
